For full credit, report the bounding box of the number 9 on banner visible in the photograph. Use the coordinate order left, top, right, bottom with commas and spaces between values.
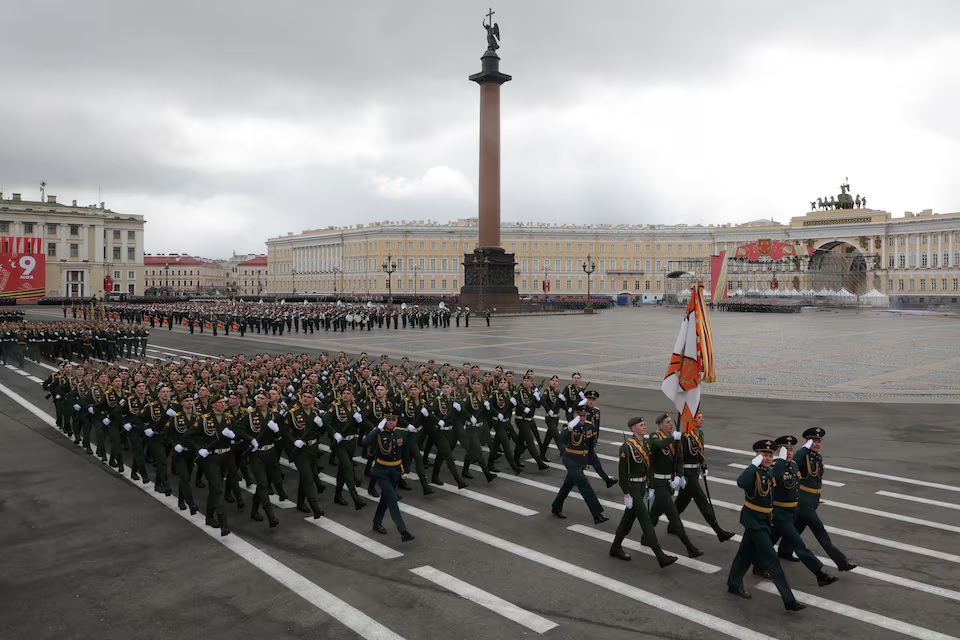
19, 256, 36, 277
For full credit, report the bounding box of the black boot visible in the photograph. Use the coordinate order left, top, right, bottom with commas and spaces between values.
654, 547, 678, 568
219, 512, 231, 537
682, 537, 704, 558
205, 509, 218, 528
711, 520, 736, 542
334, 492, 349, 506
609, 545, 631, 561
308, 498, 324, 519
462, 470, 474, 480
250, 496, 264, 522
351, 490, 367, 510
817, 571, 839, 587
368, 478, 380, 498
265, 503, 279, 528
177, 491, 187, 511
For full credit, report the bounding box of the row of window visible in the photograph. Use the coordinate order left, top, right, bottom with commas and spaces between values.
0, 221, 137, 240
888, 252, 960, 268
890, 278, 960, 291
894, 233, 960, 245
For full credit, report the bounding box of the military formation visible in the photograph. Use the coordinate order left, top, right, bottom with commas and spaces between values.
30, 324, 854, 609
2, 321, 148, 366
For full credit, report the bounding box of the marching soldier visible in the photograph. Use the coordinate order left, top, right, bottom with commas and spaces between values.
424, 382, 469, 489
398, 385, 434, 496
550, 406, 608, 525
284, 389, 326, 519
726, 439, 805, 612
144, 386, 180, 496
164, 395, 200, 515
511, 375, 549, 471
242, 392, 287, 527
582, 390, 617, 487
195, 397, 237, 536
485, 377, 523, 474
778, 427, 857, 571
609, 416, 678, 568
362, 407, 415, 542
460, 378, 497, 483
325, 388, 368, 510
538, 375, 564, 462
673, 410, 736, 542
122, 380, 152, 485
647, 414, 704, 558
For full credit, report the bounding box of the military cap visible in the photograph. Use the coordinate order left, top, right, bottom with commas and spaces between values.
802, 427, 826, 439
775, 435, 798, 447
584, 389, 600, 400
384, 405, 400, 419
752, 439, 776, 453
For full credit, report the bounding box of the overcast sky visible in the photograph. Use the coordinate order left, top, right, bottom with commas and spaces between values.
2, 1, 959, 258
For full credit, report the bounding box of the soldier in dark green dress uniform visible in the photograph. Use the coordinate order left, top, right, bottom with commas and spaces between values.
242, 392, 287, 527
778, 427, 857, 571
753, 435, 839, 587
537, 375, 564, 462
425, 382, 469, 488
325, 388, 368, 509
195, 397, 237, 536
122, 381, 152, 485
164, 395, 200, 515
550, 406, 608, 525
609, 417, 678, 568
460, 379, 497, 483
673, 410, 735, 542
284, 389, 326, 519
726, 439, 805, 611
362, 407, 415, 541
647, 414, 704, 558
511, 375, 549, 471
398, 385, 434, 496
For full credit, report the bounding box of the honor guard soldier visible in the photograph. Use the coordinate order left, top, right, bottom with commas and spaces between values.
243, 392, 288, 527
284, 389, 327, 519
537, 375, 564, 462
164, 395, 200, 515
647, 414, 704, 558
362, 407, 415, 542
727, 439, 805, 611
673, 410, 735, 542
778, 427, 857, 572
424, 382, 469, 489
195, 397, 237, 536
753, 436, 839, 587
609, 416, 678, 568
550, 406, 608, 525
581, 389, 617, 487
511, 375, 549, 471
122, 381, 153, 485
325, 388, 368, 510
460, 378, 498, 483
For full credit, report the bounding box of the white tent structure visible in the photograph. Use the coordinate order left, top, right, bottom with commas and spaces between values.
862, 288, 890, 307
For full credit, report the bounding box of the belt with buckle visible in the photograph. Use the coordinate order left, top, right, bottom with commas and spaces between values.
683, 463, 701, 469
653, 473, 672, 480
376, 458, 402, 467
438, 426, 453, 431
258, 443, 275, 452
800, 485, 822, 495
342, 434, 358, 440
773, 500, 798, 508
306, 439, 318, 445
214, 447, 231, 455
744, 501, 773, 514
628, 476, 647, 482
565, 447, 587, 455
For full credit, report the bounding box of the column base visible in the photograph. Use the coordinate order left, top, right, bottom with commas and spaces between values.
460, 248, 519, 311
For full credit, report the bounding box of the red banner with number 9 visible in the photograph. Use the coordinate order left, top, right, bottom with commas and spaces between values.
0, 236, 46, 301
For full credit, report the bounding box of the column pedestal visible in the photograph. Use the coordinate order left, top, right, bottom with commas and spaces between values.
461, 248, 519, 310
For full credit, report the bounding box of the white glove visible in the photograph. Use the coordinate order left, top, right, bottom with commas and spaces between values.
222, 428, 236, 439
751, 454, 764, 467
579, 391, 586, 400
558, 393, 565, 402
548, 410, 557, 417
678, 477, 688, 489
453, 402, 461, 411
497, 413, 504, 421
523, 407, 531, 414
801, 439, 814, 450
294, 439, 305, 448
578, 398, 588, 407
406, 425, 416, 432
166, 408, 176, 417
267, 420, 279, 432
55, 394, 61, 400
199, 448, 209, 458
193, 393, 199, 400
123, 423, 132, 432
174, 444, 184, 453
88, 406, 95, 414
287, 385, 295, 392
313, 416, 323, 427
668, 477, 681, 490
671, 431, 682, 441
73, 404, 81, 411
102, 417, 110, 426
702, 469, 709, 478
420, 407, 429, 417
436, 419, 444, 428
533, 391, 541, 401
624, 495, 633, 509
510, 397, 517, 406
401, 474, 408, 480
317, 392, 324, 400
777, 446, 788, 460
483, 400, 491, 410
377, 419, 387, 430
353, 412, 363, 423
647, 488, 656, 501
568, 416, 581, 428
144, 428, 155, 438
470, 416, 478, 426
119, 399, 125, 405
334, 432, 343, 443
251, 438, 259, 451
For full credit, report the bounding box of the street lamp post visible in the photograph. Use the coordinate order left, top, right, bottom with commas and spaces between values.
291, 269, 298, 296
331, 267, 342, 299
582, 254, 596, 314
414, 265, 418, 298
542, 264, 550, 303
382, 253, 397, 306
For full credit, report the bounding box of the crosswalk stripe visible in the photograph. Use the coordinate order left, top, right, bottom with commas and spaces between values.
239, 485, 295, 509
755, 582, 958, 640
876, 490, 960, 511
410, 566, 557, 634
405, 472, 537, 516
820, 498, 960, 534
566, 525, 722, 573
308, 518, 403, 559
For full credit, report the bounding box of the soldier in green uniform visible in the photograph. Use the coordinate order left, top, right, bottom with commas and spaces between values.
647, 414, 704, 558
582, 390, 618, 488
460, 379, 497, 483
726, 439, 805, 611
425, 382, 469, 488
361, 407, 415, 542
778, 427, 857, 571
284, 389, 326, 519
485, 378, 523, 474
325, 388, 368, 509
511, 375, 549, 471
242, 392, 287, 527
195, 396, 237, 536
144, 386, 179, 495
550, 406, 608, 525
122, 380, 152, 484
753, 435, 839, 587
398, 385, 435, 496
164, 395, 200, 515
673, 410, 736, 542
538, 375, 564, 462
67, 370, 96, 453
609, 416, 678, 568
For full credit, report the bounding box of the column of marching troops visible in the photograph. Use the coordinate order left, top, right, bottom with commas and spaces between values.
98, 301, 489, 337
1, 321, 149, 367
35, 332, 857, 612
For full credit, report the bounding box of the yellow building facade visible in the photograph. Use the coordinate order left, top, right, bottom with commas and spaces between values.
265, 208, 960, 305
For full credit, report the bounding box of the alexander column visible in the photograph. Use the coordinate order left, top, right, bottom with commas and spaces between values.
461, 8, 519, 310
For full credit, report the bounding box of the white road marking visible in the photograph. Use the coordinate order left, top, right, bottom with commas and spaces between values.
238, 484, 295, 509
307, 518, 403, 560
726, 464, 845, 487
0, 383, 407, 640
876, 490, 960, 511
406, 473, 537, 516
15, 369, 29, 376
566, 525, 722, 574
755, 582, 959, 640
819, 498, 960, 534
4, 364, 16, 370
27, 375, 44, 383
148, 344, 228, 360
411, 565, 558, 634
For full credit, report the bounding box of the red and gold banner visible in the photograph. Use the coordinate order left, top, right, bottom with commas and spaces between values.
0, 236, 45, 301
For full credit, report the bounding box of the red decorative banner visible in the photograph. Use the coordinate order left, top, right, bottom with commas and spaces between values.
0, 236, 45, 301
